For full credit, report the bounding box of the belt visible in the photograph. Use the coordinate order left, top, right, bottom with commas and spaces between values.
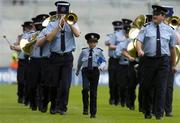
83, 67, 98, 70
51, 52, 72, 56
144, 54, 168, 59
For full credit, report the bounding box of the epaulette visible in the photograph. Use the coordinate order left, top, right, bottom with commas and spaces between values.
97, 48, 103, 51
164, 23, 175, 30
82, 47, 88, 50
143, 22, 150, 27
107, 33, 113, 37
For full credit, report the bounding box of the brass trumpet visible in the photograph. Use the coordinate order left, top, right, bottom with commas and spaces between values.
64, 12, 78, 25
20, 32, 39, 55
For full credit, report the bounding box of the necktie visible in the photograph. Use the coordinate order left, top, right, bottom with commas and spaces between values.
40, 47, 43, 56
61, 30, 65, 52
88, 49, 93, 69
156, 25, 161, 57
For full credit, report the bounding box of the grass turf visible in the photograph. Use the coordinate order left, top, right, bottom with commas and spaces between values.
0, 84, 180, 123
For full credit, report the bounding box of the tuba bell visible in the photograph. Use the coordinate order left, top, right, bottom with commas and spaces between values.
167, 16, 180, 29
127, 15, 146, 58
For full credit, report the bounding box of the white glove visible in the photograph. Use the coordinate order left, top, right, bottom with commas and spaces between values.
98, 62, 106, 71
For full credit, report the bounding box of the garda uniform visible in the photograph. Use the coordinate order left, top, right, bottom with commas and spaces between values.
105, 20, 124, 105
115, 19, 132, 107
76, 33, 106, 118
164, 6, 175, 117
137, 5, 176, 119
27, 14, 49, 111
16, 22, 32, 104
20, 21, 36, 106
45, 1, 80, 115
138, 14, 153, 112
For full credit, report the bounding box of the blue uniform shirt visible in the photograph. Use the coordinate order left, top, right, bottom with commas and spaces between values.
77, 47, 106, 71
37, 28, 51, 57
46, 20, 80, 53
137, 22, 176, 56
115, 39, 131, 65
105, 30, 126, 58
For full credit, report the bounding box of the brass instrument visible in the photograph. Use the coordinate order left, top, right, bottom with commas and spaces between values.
129, 15, 146, 39
20, 32, 39, 55
128, 15, 146, 58
167, 16, 180, 29
42, 15, 57, 27
64, 12, 78, 25
175, 45, 180, 65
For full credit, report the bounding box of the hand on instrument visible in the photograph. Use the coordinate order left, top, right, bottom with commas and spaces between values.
171, 66, 177, 74
137, 49, 144, 57
128, 56, 135, 62
10, 45, 16, 50
59, 18, 65, 29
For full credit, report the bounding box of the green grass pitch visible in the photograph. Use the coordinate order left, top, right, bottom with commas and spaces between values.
0, 84, 180, 123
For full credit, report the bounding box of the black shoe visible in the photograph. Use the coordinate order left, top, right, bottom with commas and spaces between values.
40, 106, 47, 113
60, 110, 65, 115
50, 107, 56, 114
129, 106, 135, 110
109, 99, 115, 105
166, 112, 173, 117
156, 116, 163, 120
31, 106, 37, 111
139, 108, 143, 113
145, 114, 152, 119
83, 110, 88, 115
18, 98, 23, 103
121, 103, 125, 107
90, 115, 96, 118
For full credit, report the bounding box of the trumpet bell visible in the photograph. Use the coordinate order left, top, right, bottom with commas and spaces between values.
65, 12, 78, 25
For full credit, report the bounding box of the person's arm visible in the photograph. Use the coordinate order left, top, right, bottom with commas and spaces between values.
76, 51, 83, 76
98, 50, 106, 71
122, 50, 135, 62
136, 26, 146, 57
46, 27, 61, 42
170, 29, 178, 73
36, 29, 48, 47
108, 44, 117, 50
136, 40, 144, 57
175, 31, 180, 45
69, 23, 81, 37
10, 35, 22, 51
170, 47, 176, 73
